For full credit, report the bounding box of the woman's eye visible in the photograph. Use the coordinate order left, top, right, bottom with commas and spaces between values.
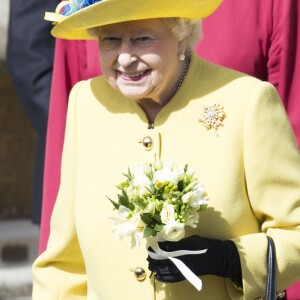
104, 37, 120, 41
135, 36, 152, 42
100, 36, 121, 44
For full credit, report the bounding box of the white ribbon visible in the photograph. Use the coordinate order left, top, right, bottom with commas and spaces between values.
147, 237, 207, 291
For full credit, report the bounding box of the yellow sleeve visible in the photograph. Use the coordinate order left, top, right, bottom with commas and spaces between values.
231, 82, 300, 300
32, 81, 87, 300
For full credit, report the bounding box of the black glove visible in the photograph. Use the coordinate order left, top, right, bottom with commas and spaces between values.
147, 235, 242, 286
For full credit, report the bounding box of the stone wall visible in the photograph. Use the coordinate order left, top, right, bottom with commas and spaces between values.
0, 65, 37, 219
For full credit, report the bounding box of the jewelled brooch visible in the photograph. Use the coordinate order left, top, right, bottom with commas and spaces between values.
198, 103, 226, 134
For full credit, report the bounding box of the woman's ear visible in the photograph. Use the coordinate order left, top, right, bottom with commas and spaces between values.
178, 38, 188, 58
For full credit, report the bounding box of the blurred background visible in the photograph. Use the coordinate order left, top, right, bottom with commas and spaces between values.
0, 1, 39, 299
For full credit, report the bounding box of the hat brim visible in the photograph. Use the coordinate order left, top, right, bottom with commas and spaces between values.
50, 0, 223, 40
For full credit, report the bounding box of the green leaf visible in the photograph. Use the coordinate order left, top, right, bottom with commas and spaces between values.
135, 199, 146, 210
123, 167, 133, 181
107, 197, 119, 210
153, 214, 162, 223
118, 193, 126, 204
116, 182, 129, 190
141, 213, 153, 225
122, 189, 129, 201
143, 226, 156, 238
118, 194, 135, 210
178, 180, 184, 192
154, 224, 164, 232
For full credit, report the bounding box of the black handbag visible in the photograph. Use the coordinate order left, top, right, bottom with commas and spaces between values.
265, 236, 286, 300
265, 236, 277, 300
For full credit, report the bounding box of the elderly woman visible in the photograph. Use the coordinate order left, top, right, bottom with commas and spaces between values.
32, 0, 300, 299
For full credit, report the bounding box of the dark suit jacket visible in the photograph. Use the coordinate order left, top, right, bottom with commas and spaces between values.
7, 0, 58, 223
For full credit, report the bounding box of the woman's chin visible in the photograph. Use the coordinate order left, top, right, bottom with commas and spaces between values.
117, 86, 152, 100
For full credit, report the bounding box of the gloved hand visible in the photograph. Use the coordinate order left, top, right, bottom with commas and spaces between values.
147, 235, 242, 285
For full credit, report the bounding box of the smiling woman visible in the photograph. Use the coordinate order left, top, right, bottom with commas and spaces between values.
98, 19, 188, 120
32, 0, 300, 299
88, 18, 201, 125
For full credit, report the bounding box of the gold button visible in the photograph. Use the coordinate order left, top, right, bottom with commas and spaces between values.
133, 267, 147, 281
141, 136, 153, 151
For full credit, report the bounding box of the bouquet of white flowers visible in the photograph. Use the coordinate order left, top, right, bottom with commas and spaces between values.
108, 158, 208, 247
108, 158, 208, 291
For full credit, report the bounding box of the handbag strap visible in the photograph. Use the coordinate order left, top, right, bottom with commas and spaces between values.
265, 236, 276, 300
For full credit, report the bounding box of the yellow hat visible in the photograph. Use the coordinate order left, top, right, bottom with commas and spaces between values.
45, 0, 223, 40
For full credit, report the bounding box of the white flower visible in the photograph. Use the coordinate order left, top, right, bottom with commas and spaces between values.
183, 180, 198, 192
118, 205, 131, 219
160, 204, 176, 224
193, 182, 206, 195
131, 165, 151, 188
188, 194, 202, 209
143, 202, 156, 215
162, 221, 185, 241
186, 167, 196, 176
154, 158, 163, 170
130, 165, 151, 196
182, 183, 207, 209
153, 161, 184, 184
110, 219, 130, 239
143, 163, 153, 177
130, 213, 144, 229
137, 186, 150, 197
184, 209, 200, 228
125, 186, 139, 200
109, 209, 143, 247
172, 166, 185, 182
182, 191, 194, 204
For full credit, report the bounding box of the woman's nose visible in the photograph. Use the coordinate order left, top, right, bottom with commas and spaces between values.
117, 42, 137, 67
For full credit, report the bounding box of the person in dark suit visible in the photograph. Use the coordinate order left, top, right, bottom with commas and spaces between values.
6, 0, 59, 223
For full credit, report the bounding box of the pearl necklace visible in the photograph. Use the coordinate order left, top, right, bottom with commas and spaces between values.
176, 56, 191, 91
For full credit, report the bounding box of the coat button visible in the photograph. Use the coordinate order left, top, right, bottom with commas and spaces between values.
140, 136, 153, 151
133, 267, 147, 281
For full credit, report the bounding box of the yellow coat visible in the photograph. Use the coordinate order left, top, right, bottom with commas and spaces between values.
32, 55, 300, 300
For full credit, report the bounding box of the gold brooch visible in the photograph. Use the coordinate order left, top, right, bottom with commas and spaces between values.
198, 103, 226, 134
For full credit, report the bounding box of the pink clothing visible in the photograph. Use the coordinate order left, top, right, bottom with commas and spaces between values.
40, 0, 300, 297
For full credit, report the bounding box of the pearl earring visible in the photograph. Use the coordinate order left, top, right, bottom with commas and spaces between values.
179, 53, 186, 61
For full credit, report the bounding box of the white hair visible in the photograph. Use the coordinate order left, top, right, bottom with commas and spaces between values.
87, 18, 202, 55
163, 18, 202, 55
